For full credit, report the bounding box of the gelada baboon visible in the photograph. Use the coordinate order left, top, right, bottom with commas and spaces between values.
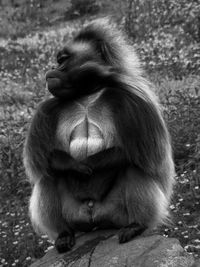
24, 19, 175, 253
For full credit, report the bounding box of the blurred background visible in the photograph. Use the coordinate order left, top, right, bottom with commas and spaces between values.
0, 0, 200, 266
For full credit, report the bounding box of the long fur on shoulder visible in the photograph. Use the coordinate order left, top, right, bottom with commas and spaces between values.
74, 18, 175, 191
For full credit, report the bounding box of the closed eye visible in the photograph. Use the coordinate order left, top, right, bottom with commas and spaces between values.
57, 53, 71, 65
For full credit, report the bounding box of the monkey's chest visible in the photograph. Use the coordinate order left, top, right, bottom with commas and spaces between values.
56, 96, 116, 161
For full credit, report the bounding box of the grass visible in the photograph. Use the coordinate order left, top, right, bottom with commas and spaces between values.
0, 1, 200, 266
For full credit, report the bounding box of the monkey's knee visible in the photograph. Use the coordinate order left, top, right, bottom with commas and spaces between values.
29, 179, 66, 240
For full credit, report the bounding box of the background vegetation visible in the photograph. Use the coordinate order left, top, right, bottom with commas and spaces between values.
0, 0, 200, 266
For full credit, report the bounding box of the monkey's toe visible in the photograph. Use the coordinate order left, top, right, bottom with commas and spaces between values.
118, 223, 146, 244
55, 231, 75, 253
118, 228, 134, 243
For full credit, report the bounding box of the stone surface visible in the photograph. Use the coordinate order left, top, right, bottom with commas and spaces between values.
31, 230, 196, 267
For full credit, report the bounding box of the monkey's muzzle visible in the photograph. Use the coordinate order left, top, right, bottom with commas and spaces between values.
46, 77, 62, 91
46, 69, 71, 98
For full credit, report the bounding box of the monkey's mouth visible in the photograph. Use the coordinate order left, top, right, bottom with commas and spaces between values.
46, 77, 62, 91
46, 69, 63, 89
46, 69, 72, 97
46, 77, 72, 97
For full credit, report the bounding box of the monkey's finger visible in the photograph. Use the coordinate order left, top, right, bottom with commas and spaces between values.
70, 235, 75, 247
77, 164, 93, 175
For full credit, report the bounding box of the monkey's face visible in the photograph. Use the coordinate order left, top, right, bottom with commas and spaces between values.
46, 41, 115, 100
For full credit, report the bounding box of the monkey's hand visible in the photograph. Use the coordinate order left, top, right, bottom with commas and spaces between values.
85, 147, 127, 171
49, 149, 92, 175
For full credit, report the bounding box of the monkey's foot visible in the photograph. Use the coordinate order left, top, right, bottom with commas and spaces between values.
55, 231, 75, 253
118, 223, 146, 244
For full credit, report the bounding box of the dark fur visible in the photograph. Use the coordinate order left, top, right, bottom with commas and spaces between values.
24, 19, 175, 253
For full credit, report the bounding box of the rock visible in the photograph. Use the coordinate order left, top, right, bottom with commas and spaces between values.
31, 230, 196, 267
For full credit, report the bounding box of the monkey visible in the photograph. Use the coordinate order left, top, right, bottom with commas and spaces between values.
23, 18, 175, 253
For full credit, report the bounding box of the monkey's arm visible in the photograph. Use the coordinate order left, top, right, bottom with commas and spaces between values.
49, 148, 126, 174
103, 86, 172, 178
24, 99, 60, 182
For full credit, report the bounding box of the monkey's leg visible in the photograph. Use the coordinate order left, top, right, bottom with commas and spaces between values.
117, 168, 169, 244
50, 149, 92, 175
29, 178, 75, 253
86, 147, 127, 170
118, 223, 146, 243
93, 167, 168, 244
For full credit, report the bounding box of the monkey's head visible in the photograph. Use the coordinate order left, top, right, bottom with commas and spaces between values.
46, 20, 124, 99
